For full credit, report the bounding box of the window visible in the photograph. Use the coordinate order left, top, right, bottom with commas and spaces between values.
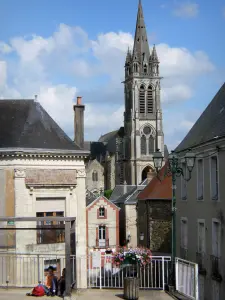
198, 221, 205, 253
143, 64, 147, 74
147, 86, 154, 113
197, 159, 204, 200
139, 85, 145, 114
92, 170, 98, 182
180, 218, 188, 259
148, 136, 154, 153
141, 135, 147, 155
181, 163, 187, 200
98, 225, 106, 247
211, 156, 218, 200
99, 207, 105, 217
134, 63, 138, 73
212, 220, 220, 257
36, 212, 65, 244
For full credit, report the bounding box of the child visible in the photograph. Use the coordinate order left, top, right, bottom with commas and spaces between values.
26, 266, 58, 297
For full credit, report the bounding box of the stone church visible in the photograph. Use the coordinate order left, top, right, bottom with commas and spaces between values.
73, 0, 167, 195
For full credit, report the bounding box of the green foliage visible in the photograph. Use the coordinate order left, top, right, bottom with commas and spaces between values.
104, 189, 113, 199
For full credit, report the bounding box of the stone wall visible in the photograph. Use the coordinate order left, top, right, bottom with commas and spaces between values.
138, 199, 171, 254
148, 200, 171, 253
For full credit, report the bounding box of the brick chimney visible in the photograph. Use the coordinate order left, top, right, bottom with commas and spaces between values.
73, 96, 85, 149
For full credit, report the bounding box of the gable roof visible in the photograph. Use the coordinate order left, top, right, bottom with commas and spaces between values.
86, 195, 120, 210
175, 83, 225, 152
0, 100, 88, 154
138, 162, 172, 200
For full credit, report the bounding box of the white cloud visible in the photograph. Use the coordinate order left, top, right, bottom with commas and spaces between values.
0, 42, 12, 54
173, 2, 199, 18
0, 24, 215, 144
0, 61, 7, 87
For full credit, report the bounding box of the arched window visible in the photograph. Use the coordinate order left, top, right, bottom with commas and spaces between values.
139, 85, 145, 114
147, 86, 154, 113
92, 171, 98, 182
149, 136, 155, 153
134, 63, 138, 73
143, 64, 147, 74
141, 135, 147, 155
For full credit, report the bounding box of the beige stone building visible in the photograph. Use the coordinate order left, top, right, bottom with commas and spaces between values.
0, 99, 89, 289
85, 159, 104, 195
175, 83, 225, 300
86, 195, 120, 252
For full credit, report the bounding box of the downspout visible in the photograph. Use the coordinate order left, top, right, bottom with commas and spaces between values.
145, 200, 150, 248
155, 90, 158, 151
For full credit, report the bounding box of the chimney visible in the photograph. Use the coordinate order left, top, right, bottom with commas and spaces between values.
73, 96, 85, 149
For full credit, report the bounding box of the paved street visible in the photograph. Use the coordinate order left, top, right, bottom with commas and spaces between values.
0, 288, 174, 299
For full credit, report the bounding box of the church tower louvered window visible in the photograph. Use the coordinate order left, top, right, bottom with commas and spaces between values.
147, 86, 153, 113
139, 85, 145, 114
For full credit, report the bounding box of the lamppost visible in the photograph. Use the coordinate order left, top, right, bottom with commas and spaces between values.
152, 148, 196, 288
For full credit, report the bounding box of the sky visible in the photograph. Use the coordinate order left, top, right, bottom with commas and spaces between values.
0, 0, 225, 150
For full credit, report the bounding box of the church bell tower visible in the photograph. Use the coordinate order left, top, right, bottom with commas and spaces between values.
123, 0, 164, 185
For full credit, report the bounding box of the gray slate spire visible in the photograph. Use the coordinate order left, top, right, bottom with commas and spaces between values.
133, 0, 150, 62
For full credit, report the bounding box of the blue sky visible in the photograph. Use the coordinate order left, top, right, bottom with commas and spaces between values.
0, 0, 225, 149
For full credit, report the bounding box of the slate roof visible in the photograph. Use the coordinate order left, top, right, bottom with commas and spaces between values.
175, 83, 225, 152
86, 190, 98, 206
84, 141, 106, 159
109, 185, 137, 203
0, 100, 87, 153
110, 180, 148, 205
138, 162, 172, 201
98, 130, 119, 143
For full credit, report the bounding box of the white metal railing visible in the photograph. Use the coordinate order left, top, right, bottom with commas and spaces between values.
0, 253, 76, 288
88, 253, 171, 290
175, 257, 199, 300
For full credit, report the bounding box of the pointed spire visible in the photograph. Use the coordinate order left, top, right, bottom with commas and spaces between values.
151, 44, 159, 62
126, 47, 132, 63
133, 0, 150, 63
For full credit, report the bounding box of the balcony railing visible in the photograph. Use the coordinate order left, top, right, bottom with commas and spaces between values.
210, 255, 222, 282
37, 224, 65, 244
196, 252, 206, 275
96, 239, 109, 248
180, 247, 188, 260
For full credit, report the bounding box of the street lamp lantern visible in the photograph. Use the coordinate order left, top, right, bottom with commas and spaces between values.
168, 151, 179, 171
184, 149, 196, 172
153, 149, 164, 171
139, 232, 144, 241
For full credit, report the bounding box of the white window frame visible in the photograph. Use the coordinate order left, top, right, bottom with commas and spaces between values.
197, 219, 205, 253
210, 154, 219, 201
197, 158, 204, 201
212, 218, 221, 257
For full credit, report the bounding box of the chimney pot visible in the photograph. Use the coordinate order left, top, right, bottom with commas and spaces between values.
77, 96, 82, 105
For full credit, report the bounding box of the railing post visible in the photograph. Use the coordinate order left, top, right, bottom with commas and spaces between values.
162, 257, 165, 290
195, 263, 199, 300
175, 258, 178, 292
37, 254, 40, 284
99, 253, 102, 289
